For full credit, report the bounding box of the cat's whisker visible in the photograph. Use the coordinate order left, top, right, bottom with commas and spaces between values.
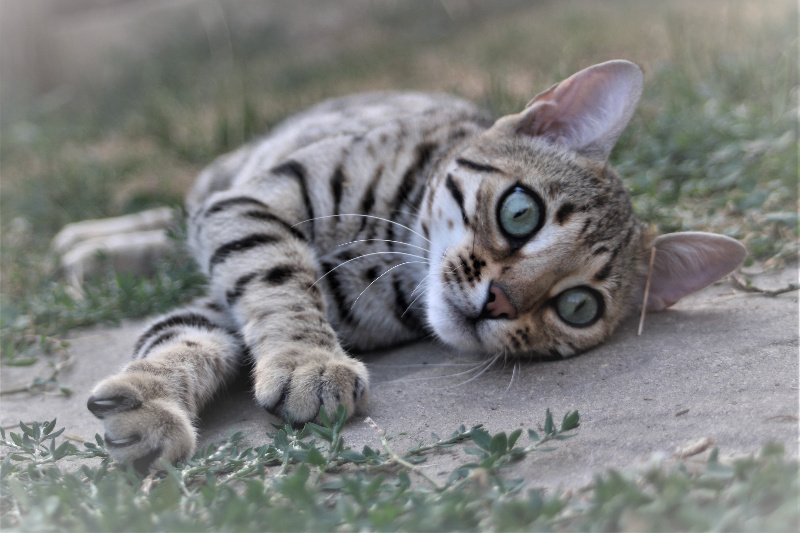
350, 261, 428, 311
436, 352, 503, 389
370, 362, 486, 367
371, 357, 493, 385
292, 214, 431, 244
308, 251, 429, 290
500, 360, 518, 399
336, 238, 429, 253
409, 272, 432, 297
401, 288, 428, 317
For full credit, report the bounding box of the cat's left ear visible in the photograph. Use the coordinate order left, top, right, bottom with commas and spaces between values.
641, 232, 747, 311
516, 60, 643, 162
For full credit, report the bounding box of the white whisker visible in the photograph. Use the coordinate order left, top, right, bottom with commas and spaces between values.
436, 352, 502, 389
350, 261, 427, 311
410, 272, 431, 297
401, 288, 428, 317
501, 361, 518, 399
336, 238, 429, 253
308, 251, 428, 290
371, 358, 493, 385
293, 214, 431, 244
370, 362, 485, 367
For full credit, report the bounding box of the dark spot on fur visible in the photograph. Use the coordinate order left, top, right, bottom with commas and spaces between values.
264, 265, 295, 285
364, 266, 380, 281
556, 203, 575, 224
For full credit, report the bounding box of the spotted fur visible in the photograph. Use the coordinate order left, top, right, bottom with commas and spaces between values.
87, 61, 746, 469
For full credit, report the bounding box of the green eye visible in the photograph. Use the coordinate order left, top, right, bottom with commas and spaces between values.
498, 187, 542, 239
555, 288, 603, 327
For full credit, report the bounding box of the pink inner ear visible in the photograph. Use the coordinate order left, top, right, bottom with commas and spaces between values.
519, 60, 643, 161
645, 232, 747, 311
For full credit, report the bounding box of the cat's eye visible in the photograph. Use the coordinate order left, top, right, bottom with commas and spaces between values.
555, 287, 603, 327
497, 186, 544, 241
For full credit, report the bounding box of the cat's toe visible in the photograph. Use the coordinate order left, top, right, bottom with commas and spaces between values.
254, 352, 369, 424
87, 392, 143, 418
88, 375, 197, 470
100, 399, 197, 471
87, 377, 145, 419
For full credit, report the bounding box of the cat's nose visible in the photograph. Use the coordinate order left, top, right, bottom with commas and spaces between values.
482, 284, 517, 319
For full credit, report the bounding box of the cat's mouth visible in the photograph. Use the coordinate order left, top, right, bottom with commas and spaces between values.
432, 295, 497, 351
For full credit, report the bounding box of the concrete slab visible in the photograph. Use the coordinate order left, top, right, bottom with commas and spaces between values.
2, 266, 797, 489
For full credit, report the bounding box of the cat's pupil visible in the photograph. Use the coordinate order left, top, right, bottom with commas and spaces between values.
555, 288, 602, 327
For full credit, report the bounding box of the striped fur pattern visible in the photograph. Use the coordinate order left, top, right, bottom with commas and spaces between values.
87, 61, 746, 469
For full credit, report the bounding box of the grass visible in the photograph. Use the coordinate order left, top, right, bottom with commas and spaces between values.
0, 0, 797, 530
1, 407, 797, 532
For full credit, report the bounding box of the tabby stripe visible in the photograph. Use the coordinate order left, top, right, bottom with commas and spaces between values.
392, 276, 424, 330
391, 142, 435, 218
321, 261, 353, 323
386, 143, 435, 245
445, 173, 469, 226
205, 196, 268, 217
593, 261, 613, 282
263, 265, 296, 285
134, 312, 234, 355
243, 210, 307, 241
330, 165, 346, 216
594, 245, 621, 282
271, 160, 315, 239
139, 330, 179, 358
206, 301, 224, 313
209, 233, 280, 273
456, 157, 502, 174
357, 165, 383, 232
226, 272, 259, 307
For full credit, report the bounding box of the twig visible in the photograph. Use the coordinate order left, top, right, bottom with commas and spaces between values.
638, 245, 657, 336
365, 417, 443, 491
730, 275, 799, 297
0, 355, 74, 396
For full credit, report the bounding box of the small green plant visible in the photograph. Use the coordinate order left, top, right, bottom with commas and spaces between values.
1, 407, 580, 531
2, 408, 797, 532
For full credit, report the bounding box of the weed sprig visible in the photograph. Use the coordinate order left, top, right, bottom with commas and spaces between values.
2, 408, 797, 532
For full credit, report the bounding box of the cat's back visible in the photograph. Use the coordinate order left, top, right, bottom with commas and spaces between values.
188, 92, 492, 211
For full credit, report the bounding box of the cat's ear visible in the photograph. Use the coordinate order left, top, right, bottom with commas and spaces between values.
642, 232, 747, 311
516, 60, 643, 161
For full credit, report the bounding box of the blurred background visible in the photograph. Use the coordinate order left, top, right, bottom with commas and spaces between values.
0, 0, 797, 344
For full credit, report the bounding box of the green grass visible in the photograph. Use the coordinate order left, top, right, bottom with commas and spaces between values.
1, 408, 797, 532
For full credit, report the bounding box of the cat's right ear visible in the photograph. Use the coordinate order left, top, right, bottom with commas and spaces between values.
640, 232, 747, 311
515, 60, 643, 162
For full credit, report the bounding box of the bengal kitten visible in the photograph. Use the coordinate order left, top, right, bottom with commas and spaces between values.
86, 60, 745, 469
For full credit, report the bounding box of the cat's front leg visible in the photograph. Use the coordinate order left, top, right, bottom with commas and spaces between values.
197, 187, 369, 424
87, 301, 243, 470
234, 248, 370, 423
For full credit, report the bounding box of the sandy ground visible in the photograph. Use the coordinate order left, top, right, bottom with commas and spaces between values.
2, 266, 797, 489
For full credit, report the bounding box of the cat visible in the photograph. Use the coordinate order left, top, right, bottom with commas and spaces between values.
84, 60, 746, 470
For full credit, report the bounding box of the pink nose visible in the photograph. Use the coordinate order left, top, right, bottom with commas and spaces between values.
484, 284, 517, 319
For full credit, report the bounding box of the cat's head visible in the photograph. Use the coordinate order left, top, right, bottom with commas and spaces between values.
424, 60, 746, 356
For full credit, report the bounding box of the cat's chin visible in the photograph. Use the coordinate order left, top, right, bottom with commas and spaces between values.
426, 298, 487, 353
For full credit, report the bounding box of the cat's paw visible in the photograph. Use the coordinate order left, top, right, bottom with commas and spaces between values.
253, 349, 369, 424
87, 373, 196, 472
